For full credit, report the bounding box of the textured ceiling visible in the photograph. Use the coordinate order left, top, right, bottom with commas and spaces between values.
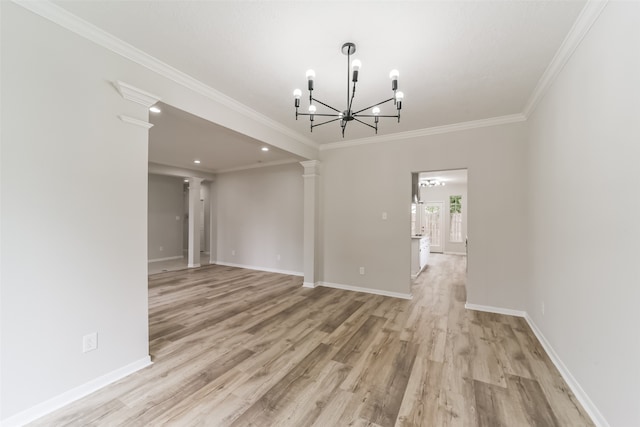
52, 1, 586, 167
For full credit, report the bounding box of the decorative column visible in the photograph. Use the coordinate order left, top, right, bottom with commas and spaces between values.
301, 160, 320, 287
208, 180, 217, 264
188, 177, 203, 268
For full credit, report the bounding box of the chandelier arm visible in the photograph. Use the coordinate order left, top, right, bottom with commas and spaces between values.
352, 117, 377, 130
310, 97, 342, 113
352, 97, 395, 115
297, 113, 340, 118
356, 114, 399, 118
311, 117, 343, 129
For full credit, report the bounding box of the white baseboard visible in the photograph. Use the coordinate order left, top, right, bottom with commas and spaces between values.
464, 303, 526, 318
464, 303, 608, 427
213, 261, 303, 277
2, 356, 152, 427
317, 281, 412, 300
302, 281, 318, 288
524, 314, 609, 427
147, 255, 183, 263
187, 263, 201, 268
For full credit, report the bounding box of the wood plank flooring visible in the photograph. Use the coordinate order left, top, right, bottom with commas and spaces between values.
29, 254, 594, 426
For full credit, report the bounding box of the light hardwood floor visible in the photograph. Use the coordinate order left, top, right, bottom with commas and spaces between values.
30, 254, 594, 426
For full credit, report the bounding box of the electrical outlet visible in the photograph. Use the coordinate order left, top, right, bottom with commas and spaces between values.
359, 267, 365, 275
277, 254, 281, 261
82, 332, 98, 353
382, 212, 388, 220
159, 246, 164, 252
231, 250, 235, 256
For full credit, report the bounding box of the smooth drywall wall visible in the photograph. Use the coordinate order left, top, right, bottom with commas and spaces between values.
215, 163, 304, 274
419, 183, 468, 254
148, 174, 184, 261
320, 121, 527, 305
526, 3, 640, 425
1, 3, 149, 420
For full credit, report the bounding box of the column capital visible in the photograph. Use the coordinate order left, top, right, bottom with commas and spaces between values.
300, 160, 320, 177
114, 80, 161, 107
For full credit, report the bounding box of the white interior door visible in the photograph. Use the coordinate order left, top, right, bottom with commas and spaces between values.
424, 202, 444, 253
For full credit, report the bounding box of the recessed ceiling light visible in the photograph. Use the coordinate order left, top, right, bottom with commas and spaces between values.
149, 106, 161, 113
261, 147, 269, 152
193, 160, 201, 164
184, 178, 189, 183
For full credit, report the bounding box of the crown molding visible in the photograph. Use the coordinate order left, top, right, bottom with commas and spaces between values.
15, 0, 606, 154
148, 162, 216, 181
522, 0, 608, 118
13, 0, 319, 151
118, 115, 153, 129
319, 113, 526, 151
114, 81, 160, 107
215, 158, 301, 174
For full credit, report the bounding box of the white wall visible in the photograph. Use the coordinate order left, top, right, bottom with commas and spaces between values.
320, 122, 528, 304
419, 182, 468, 254
148, 174, 184, 260
526, 3, 640, 425
1, 3, 150, 420
214, 163, 304, 275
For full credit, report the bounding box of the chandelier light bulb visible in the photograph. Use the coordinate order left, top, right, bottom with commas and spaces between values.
293, 89, 302, 99
306, 69, 315, 90
395, 91, 404, 111
351, 59, 362, 71
372, 107, 380, 116
308, 105, 316, 113
390, 69, 399, 91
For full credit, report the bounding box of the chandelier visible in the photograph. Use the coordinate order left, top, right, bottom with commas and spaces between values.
421, 179, 445, 187
293, 42, 404, 138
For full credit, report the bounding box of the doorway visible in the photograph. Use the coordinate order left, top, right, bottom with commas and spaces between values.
410, 169, 468, 279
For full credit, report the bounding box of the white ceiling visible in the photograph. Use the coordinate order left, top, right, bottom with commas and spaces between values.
52, 1, 586, 169
149, 102, 301, 173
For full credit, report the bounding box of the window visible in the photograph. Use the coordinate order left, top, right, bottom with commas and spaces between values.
450, 195, 463, 242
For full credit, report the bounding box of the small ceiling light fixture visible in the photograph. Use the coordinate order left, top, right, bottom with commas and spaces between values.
184, 178, 189, 183
149, 106, 161, 113
261, 147, 269, 152
421, 179, 445, 188
293, 42, 403, 138
193, 159, 201, 164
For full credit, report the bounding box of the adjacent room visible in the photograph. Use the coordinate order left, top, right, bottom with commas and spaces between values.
2, 1, 638, 426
